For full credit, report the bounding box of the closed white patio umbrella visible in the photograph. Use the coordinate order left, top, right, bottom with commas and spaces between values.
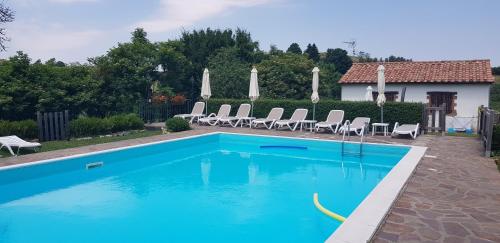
377, 65, 386, 123
311, 67, 320, 120
201, 68, 211, 115
365, 86, 373, 101
249, 67, 259, 117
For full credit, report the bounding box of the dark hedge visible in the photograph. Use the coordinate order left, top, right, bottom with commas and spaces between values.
206, 99, 425, 127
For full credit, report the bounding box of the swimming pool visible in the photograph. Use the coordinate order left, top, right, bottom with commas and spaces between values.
0, 133, 425, 242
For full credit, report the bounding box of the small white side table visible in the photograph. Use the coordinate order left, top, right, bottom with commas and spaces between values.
300, 120, 317, 132
372, 123, 389, 136
238, 117, 256, 128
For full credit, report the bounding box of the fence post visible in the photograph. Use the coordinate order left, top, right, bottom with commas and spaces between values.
36, 112, 44, 141
440, 103, 446, 135
485, 109, 494, 157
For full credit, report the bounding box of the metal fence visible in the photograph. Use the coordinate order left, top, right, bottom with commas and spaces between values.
138, 100, 194, 123
36, 110, 70, 141
478, 106, 499, 157
422, 103, 447, 134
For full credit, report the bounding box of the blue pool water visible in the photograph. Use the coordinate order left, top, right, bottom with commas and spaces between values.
0, 133, 409, 243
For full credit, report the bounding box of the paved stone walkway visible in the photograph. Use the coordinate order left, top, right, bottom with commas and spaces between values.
0, 125, 498, 243
372, 136, 500, 243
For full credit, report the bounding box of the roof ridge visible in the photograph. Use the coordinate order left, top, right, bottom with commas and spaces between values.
352, 59, 491, 65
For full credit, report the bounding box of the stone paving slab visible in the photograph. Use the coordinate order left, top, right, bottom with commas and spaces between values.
0, 125, 498, 243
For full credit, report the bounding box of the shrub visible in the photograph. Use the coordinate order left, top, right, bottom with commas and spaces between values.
0, 120, 38, 139
108, 114, 144, 132
493, 124, 500, 152
70, 117, 113, 138
70, 114, 144, 137
206, 99, 425, 128
165, 117, 191, 132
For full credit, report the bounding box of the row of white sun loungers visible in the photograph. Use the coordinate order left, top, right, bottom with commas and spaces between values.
174, 102, 419, 138
1, 103, 419, 156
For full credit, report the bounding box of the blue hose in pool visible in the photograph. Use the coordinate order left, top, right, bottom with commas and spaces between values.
260, 145, 308, 150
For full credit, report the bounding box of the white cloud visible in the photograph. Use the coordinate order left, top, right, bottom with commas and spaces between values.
4, 22, 106, 62
134, 0, 275, 33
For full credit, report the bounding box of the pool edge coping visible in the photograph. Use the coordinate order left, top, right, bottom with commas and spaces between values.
0, 132, 222, 171
325, 145, 427, 243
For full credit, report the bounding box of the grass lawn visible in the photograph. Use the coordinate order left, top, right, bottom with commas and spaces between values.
0, 130, 162, 158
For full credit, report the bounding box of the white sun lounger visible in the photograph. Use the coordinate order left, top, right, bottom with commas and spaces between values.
315, 110, 344, 133
275, 108, 308, 131
198, 104, 231, 126
392, 122, 420, 139
339, 117, 370, 136
218, 104, 251, 127
0, 135, 41, 156
251, 108, 284, 129
174, 101, 206, 124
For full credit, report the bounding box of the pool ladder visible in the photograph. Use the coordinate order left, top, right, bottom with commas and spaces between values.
341, 120, 365, 157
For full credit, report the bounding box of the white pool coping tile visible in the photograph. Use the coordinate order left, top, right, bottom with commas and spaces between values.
326, 145, 427, 243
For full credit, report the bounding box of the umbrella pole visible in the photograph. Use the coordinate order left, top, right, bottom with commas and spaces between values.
251, 101, 254, 118
381, 105, 384, 123
205, 100, 208, 115
313, 103, 316, 121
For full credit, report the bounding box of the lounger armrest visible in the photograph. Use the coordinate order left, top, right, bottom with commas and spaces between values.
207, 113, 216, 118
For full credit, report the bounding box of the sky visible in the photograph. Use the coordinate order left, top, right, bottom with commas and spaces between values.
1, 0, 499, 66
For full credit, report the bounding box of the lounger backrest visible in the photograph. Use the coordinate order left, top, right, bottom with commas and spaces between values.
326, 110, 344, 123
266, 108, 284, 120
1, 136, 28, 145
217, 104, 231, 118
290, 109, 308, 122
235, 104, 251, 118
191, 102, 205, 115
351, 117, 370, 128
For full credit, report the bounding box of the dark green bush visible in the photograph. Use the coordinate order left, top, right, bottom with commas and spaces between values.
69, 117, 113, 137
0, 120, 38, 139
108, 114, 144, 132
165, 117, 191, 132
70, 114, 144, 137
207, 99, 425, 127
493, 124, 500, 152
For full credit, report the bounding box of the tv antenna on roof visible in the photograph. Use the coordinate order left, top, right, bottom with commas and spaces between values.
343, 39, 357, 56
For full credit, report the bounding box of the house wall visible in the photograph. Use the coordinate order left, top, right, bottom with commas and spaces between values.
341, 83, 491, 130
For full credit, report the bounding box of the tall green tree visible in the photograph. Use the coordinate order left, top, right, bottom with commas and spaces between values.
157, 41, 193, 95
324, 48, 352, 74
257, 53, 315, 99
304, 43, 320, 62
208, 47, 251, 98
286, 43, 302, 54
493, 67, 500, 75
0, 52, 100, 120
384, 55, 412, 62
180, 28, 258, 97
90, 28, 157, 115
0, 2, 14, 51
269, 44, 283, 55
317, 63, 342, 99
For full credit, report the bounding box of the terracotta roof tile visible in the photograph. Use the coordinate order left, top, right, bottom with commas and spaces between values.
339, 60, 495, 84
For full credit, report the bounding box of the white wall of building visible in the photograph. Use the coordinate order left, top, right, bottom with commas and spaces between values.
341, 83, 491, 130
